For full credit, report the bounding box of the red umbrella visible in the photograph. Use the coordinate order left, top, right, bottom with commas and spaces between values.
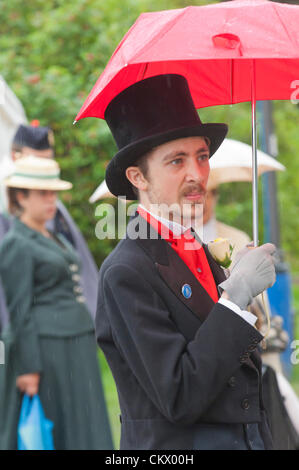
74, 0, 299, 244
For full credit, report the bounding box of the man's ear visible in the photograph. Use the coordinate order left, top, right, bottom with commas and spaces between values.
125, 166, 148, 192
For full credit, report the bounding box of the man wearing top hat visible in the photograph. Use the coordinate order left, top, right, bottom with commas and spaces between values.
0, 123, 99, 324
96, 74, 277, 450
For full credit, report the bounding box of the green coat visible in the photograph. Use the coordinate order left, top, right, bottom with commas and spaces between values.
0, 218, 113, 449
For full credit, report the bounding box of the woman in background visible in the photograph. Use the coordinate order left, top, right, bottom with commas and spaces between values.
0, 155, 113, 450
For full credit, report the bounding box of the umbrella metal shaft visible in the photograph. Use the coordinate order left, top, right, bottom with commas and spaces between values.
251, 62, 259, 247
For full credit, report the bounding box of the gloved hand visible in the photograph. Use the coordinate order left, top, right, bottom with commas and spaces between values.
230, 241, 255, 270
219, 243, 276, 310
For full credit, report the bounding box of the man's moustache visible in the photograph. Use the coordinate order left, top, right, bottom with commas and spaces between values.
181, 185, 206, 197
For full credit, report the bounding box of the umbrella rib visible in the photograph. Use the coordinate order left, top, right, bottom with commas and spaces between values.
129, 7, 191, 64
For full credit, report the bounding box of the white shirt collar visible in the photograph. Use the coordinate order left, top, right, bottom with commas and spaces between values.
138, 204, 190, 236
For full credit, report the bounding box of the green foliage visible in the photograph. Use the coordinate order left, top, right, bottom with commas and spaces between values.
0, 0, 206, 267
0, 0, 298, 273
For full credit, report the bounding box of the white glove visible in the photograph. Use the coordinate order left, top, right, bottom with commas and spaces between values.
219, 243, 276, 310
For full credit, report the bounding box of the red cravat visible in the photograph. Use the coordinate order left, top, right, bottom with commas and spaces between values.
138, 206, 219, 303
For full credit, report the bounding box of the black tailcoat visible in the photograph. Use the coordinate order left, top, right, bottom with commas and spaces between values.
96, 215, 273, 450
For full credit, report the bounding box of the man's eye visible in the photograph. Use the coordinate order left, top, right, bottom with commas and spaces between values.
170, 158, 182, 165
199, 154, 209, 161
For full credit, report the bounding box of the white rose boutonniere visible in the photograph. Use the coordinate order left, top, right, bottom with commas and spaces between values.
207, 238, 234, 268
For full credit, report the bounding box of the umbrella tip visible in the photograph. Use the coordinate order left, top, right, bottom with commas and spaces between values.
73, 120, 77, 125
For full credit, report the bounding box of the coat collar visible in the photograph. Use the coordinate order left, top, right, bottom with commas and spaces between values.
130, 213, 224, 274
12, 217, 76, 263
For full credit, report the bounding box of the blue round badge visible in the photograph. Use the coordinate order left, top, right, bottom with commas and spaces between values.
182, 284, 192, 299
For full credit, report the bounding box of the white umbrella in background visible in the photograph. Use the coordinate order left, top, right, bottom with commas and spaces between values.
208, 138, 285, 189
89, 138, 285, 203
89, 180, 112, 203
89, 180, 131, 203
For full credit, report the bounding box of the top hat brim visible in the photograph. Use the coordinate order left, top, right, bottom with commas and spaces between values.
106, 122, 228, 200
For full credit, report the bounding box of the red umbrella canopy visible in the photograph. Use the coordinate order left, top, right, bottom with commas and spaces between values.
75, 0, 299, 121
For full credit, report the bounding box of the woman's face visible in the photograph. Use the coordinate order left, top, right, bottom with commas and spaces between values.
17, 189, 58, 223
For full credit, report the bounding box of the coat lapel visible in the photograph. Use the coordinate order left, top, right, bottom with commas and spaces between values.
156, 243, 216, 323
202, 242, 227, 286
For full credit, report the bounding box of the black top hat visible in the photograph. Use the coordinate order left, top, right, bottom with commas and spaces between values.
105, 74, 228, 200
13, 124, 54, 150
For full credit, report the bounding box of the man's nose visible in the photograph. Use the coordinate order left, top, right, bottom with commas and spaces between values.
185, 159, 207, 183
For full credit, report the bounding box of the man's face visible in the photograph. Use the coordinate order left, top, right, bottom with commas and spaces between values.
139, 136, 210, 224
13, 146, 54, 161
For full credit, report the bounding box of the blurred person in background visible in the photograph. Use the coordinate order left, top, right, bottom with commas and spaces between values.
0, 123, 99, 321
0, 156, 113, 449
